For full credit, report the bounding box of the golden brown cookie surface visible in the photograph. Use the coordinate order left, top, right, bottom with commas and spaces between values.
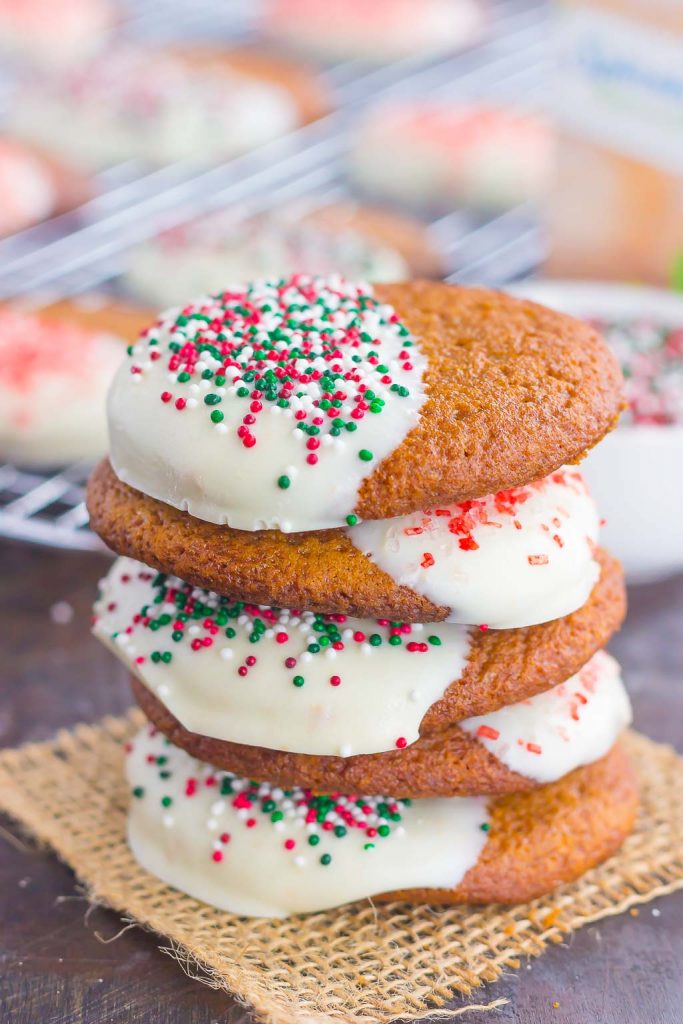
352, 283, 624, 519
382, 743, 638, 904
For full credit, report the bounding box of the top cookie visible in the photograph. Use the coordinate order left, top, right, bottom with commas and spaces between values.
107, 277, 623, 532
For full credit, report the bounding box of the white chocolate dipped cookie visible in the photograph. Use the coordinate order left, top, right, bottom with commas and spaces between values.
0, 0, 113, 65
94, 558, 631, 792
107, 276, 429, 532
10, 46, 325, 169
126, 723, 489, 917
0, 297, 151, 467
125, 202, 445, 309
125, 724, 639, 915
350, 468, 601, 629
260, 0, 487, 64
351, 102, 551, 212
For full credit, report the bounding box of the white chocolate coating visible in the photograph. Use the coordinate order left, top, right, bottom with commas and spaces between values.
0, 140, 55, 236
126, 724, 489, 917
126, 207, 409, 309
352, 103, 550, 212
94, 557, 471, 757
107, 276, 428, 532
0, 304, 125, 466
11, 48, 298, 169
263, 0, 486, 64
350, 469, 600, 629
462, 651, 631, 784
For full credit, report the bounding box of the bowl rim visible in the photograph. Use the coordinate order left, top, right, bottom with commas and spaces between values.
507, 278, 683, 433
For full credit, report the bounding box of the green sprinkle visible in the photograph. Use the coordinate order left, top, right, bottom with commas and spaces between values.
210, 409, 224, 423
132, 786, 145, 799
369, 634, 382, 646
345, 514, 358, 527
204, 393, 221, 406
308, 834, 320, 846
480, 822, 490, 832
161, 796, 172, 808
320, 853, 332, 866
293, 675, 305, 687
358, 449, 373, 462
428, 635, 442, 646
278, 475, 291, 490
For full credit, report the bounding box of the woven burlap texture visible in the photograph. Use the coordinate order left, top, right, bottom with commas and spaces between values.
0, 712, 681, 1024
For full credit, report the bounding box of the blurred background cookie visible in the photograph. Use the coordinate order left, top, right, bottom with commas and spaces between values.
351, 101, 551, 213
0, 0, 114, 65
0, 296, 151, 467
10, 45, 329, 169
125, 201, 445, 307
260, 0, 487, 64
0, 137, 91, 236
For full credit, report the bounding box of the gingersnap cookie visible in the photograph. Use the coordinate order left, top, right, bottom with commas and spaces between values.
130, 649, 632, 798
94, 557, 630, 795
0, 297, 152, 467
89, 461, 605, 628
351, 102, 551, 213
0, 0, 114, 65
260, 0, 487, 65
126, 201, 445, 309
126, 724, 637, 916
103, 277, 623, 533
11, 45, 328, 169
0, 137, 90, 237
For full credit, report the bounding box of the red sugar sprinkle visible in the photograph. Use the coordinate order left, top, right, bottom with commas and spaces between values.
246, 818, 257, 828
330, 675, 341, 687
212, 850, 223, 862
395, 736, 408, 749
421, 552, 435, 568
238, 666, 248, 677
527, 742, 542, 754
220, 833, 231, 843
528, 554, 549, 566
175, 398, 186, 410
285, 656, 297, 668
284, 839, 296, 850
160, 391, 172, 403
476, 724, 500, 740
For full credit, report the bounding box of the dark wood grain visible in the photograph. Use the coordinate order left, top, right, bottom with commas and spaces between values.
0, 538, 681, 1024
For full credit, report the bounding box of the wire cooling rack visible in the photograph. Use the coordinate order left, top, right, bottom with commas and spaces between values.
0, 0, 548, 551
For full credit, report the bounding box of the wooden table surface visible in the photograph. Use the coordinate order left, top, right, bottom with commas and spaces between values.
1, 537, 681, 1024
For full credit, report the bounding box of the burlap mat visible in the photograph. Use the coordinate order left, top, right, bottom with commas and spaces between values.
0, 713, 681, 1024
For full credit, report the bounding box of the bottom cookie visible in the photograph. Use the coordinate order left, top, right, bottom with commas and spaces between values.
126, 725, 638, 918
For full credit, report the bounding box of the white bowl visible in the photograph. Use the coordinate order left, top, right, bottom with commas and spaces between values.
508, 280, 683, 584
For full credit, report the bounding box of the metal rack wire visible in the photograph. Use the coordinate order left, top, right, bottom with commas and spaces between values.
0, 0, 548, 551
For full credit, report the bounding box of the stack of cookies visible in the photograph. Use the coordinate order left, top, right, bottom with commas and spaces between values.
88, 276, 638, 918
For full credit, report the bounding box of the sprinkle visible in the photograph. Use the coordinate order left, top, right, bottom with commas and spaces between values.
528, 554, 549, 566
476, 725, 500, 741
277, 475, 291, 489
358, 449, 373, 462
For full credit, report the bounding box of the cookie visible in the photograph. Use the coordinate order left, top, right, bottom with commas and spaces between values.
126, 724, 637, 916
125, 201, 445, 308
130, 646, 631, 797
103, 278, 623, 532
0, 297, 152, 467
94, 549, 625, 744
89, 461, 604, 628
11, 45, 328, 169
260, 0, 487, 64
0, 137, 90, 236
0, 0, 113, 65
351, 102, 551, 212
